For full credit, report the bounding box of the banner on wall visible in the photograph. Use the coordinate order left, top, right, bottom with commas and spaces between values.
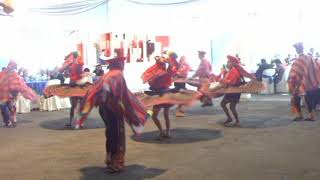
77, 42, 84, 64
99, 33, 112, 57
155, 36, 169, 53
105, 33, 111, 57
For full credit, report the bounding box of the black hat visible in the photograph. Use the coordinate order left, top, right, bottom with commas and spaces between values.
198, 51, 206, 55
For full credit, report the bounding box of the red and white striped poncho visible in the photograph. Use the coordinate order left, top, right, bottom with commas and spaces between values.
80, 69, 148, 135
0, 62, 37, 103
288, 54, 320, 95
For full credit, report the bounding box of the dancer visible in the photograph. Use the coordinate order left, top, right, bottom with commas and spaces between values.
76, 54, 148, 173
0, 60, 37, 127
174, 56, 191, 117
288, 42, 320, 121
59, 52, 85, 128
142, 51, 179, 139
218, 55, 256, 126
192, 51, 213, 107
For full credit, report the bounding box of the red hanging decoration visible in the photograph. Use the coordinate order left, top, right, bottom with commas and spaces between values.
105, 33, 112, 57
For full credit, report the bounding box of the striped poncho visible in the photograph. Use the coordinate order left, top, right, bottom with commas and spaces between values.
288, 54, 320, 96
0, 62, 37, 103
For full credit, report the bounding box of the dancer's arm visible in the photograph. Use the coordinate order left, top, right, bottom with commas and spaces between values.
237, 65, 256, 80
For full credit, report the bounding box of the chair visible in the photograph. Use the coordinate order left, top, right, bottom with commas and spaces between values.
261, 69, 275, 94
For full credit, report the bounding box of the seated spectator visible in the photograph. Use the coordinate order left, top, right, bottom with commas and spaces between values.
284, 54, 292, 66
22, 69, 30, 82
38, 69, 49, 81
255, 59, 273, 81
93, 64, 104, 76
99, 49, 107, 64
80, 68, 94, 84
50, 67, 65, 84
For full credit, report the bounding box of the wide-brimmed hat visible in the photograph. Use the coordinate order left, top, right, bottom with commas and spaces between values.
227, 55, 240, 65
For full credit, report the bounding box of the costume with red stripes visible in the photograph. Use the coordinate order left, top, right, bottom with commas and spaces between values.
77, 57, 148, 172
0, 61, 37, 127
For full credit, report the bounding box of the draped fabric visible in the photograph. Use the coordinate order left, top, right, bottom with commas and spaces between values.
207, 81, 264, 97
288, 54, 320, 96
44, 84, 91, 98
235, 65, 256, 80
148, 73, 173, 90
137, 89, 201, 108
173, 77, 210, 87
136, 81, 264, 108
141, 62, 167, 84
176, 62, 191, 78
0, 61, 36, 126
59, 52, 84, 83
80, 69, 148, 135
0, 70, 37, 103
142, 59, 179, 90
139, 58, 265, 107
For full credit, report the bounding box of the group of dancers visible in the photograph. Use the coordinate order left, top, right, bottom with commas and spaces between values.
43, 48, 263, 173
2, 42, 315, 173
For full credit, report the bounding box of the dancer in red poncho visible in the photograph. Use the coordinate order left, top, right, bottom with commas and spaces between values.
0, 60, 37, 127
288, 42, 320, 121
174, 56, 191, 117
141, 51, 179, 139
59, 52, 85, 128
218, 55, 256, 126
192, 51, 214, 107
76, 53, 148, 173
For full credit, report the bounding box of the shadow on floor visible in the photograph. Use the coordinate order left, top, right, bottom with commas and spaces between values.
131, 128, 222, 144
216, 115, 292, 129
80, 164, 166, 180
39, 118, 105, 130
